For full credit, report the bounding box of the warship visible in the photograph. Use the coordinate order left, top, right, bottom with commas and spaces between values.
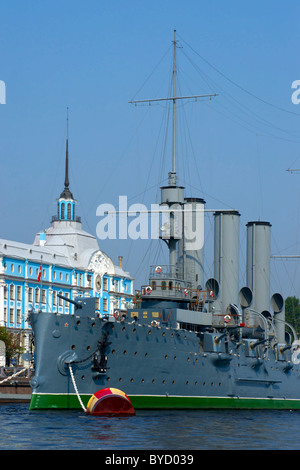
28, 32, 300, 412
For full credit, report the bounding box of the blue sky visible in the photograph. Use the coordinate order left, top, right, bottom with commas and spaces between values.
1, 0, 300, 300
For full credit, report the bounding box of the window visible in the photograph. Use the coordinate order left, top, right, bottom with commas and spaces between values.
35, 287, 40, 304
53, 290, 57, 305
28, 287, 33, 302
9, 308, 14, 324
67, 203, 71, 220
4, 308, 7, 323
61, 202, 65, 219
79, 274, 83, 286
59, 291, 63, 306
103, 298, 108, 312
11, 264, 14, 273
53, 271, 56, 280
103, 278, 108, 291
17, 309, 21, 324
18, 265, 21, 274
9, 284, 15, 300
29, 267, 33, 275
42, 289, 46, 304
4, 286, 7, 300
17, 286, 22, 301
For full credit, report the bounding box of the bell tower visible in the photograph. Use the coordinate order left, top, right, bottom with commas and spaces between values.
57, 107, 77, 222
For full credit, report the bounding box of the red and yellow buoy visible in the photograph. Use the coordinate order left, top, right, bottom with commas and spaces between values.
86, 388, 135, 416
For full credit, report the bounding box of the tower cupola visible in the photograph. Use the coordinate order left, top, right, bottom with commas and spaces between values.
57, 107, 77, 222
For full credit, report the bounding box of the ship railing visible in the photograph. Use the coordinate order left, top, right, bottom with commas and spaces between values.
137, 283, 215, 303
149, 265, 184, 281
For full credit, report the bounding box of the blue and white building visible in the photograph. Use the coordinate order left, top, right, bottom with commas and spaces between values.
0, 121, 134, 359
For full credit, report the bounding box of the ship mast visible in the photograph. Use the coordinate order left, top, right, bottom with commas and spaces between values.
130, 31, 217, 279
172, 29, 177, 182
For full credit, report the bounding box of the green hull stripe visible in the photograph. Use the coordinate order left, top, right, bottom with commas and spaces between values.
29, 393, 300, 411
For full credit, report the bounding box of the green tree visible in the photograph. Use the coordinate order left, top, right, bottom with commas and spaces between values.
285, 296, 300, 333
0, 327, 24, 366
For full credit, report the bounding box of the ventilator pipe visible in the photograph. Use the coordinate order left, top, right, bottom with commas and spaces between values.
248, 309, 269, 340
250, 337, 269, 349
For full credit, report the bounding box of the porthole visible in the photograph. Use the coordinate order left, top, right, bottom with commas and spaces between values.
76, 320, 81, 326
122, 327, 126, 332
152, 379, 155, 383
172, 380, 175, 384
112, 349, 115, 354
145, 353, 148, 357
123, 350, 127, 355
141, 379, 144, 383
134, 351, 138, 356
130, 378, 134, 383
133, 328, 136, 333
119, 378, 122, 382
162, 380, 165, 384
81, 375, 85, 380
148, 330, 151, 335
86, 346, 90, 351
165, 355, 168, 359
71, 345, 76, 350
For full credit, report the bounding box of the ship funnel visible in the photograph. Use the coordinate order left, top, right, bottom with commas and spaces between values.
271, 293, 285, 343
213, 210, 240, 314
246, 221, 271, 327
179, 197, 205, 290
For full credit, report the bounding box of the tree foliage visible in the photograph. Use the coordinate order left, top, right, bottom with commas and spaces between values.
285, 296, 300, 333
0, 327, 24, 365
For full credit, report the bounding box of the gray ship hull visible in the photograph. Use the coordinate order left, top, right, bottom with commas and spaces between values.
29, 306, 300, 411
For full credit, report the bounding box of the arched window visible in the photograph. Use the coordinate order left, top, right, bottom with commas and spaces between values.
67, 203, 71, 220
61, 202, 65, 220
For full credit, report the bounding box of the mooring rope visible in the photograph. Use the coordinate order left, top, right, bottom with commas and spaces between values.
68, 363, 86, 412
0, 367, 29, 384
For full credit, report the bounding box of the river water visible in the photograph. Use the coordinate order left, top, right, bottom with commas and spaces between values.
0, 403, 299, 451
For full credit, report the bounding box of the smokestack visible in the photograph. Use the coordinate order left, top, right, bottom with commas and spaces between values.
246, 221, 271, 316
179, 197, 205, 290
214, 210, 240, 314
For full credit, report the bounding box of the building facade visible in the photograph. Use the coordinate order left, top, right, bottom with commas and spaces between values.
0, 120, 134, 362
